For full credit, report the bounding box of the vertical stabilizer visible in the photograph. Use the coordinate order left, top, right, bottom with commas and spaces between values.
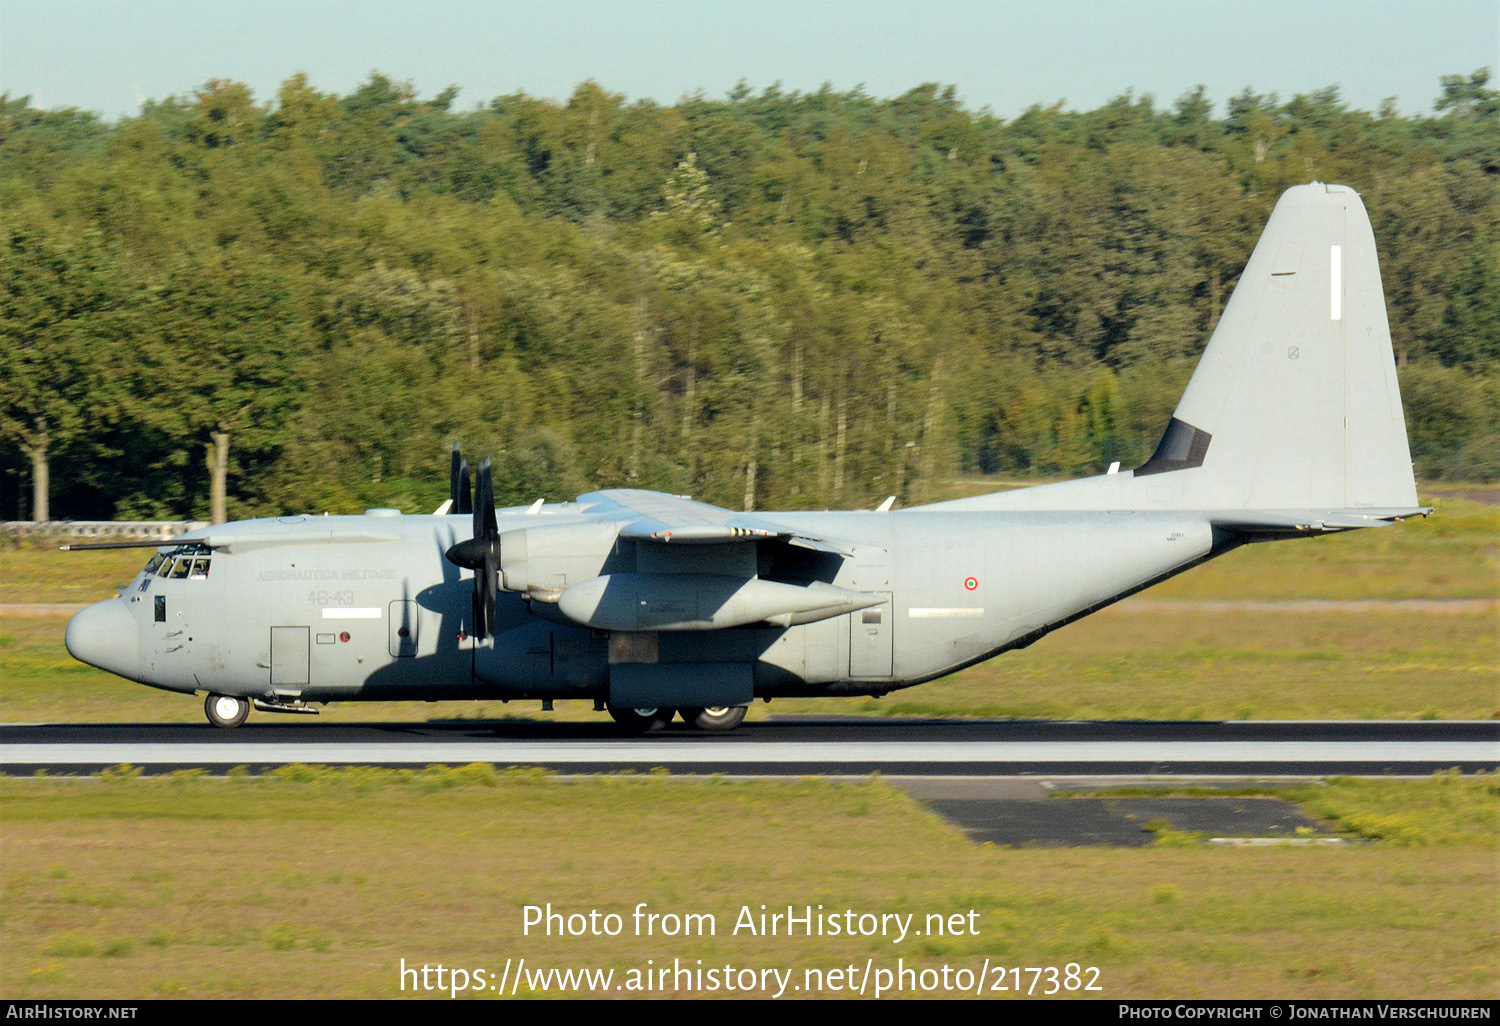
919, 183, 1421, 516
1161, 182, 1417, 510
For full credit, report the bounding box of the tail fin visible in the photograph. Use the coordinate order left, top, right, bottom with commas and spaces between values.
922, 183, 1424, 518
1150, 182, 1417, 510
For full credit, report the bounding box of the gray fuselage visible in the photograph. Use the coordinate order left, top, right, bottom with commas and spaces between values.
71, 505, 1228, 705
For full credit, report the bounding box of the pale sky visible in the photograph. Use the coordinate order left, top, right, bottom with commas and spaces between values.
0, 0, 1495, 121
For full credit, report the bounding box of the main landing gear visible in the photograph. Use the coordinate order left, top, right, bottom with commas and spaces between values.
204, 693, 250, 728
679, 705, 747, 731
606, 705, 748, 733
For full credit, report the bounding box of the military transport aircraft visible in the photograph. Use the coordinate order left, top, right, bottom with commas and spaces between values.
64, 183, 1429, 731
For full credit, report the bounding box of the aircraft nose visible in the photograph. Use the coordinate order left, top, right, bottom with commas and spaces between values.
65, 599, 140, 680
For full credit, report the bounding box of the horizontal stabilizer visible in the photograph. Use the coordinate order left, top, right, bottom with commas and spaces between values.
1211, 507, 1432, 536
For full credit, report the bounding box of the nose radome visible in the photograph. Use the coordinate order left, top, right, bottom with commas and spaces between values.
65, 599, 140, 681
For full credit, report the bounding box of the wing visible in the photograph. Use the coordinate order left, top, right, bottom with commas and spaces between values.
577, 489, 854, 556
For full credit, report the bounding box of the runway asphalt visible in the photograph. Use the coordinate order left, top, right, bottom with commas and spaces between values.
2, 717, 1494, 776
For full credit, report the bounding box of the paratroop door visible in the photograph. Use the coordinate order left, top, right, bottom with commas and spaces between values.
849, 595, 893, 677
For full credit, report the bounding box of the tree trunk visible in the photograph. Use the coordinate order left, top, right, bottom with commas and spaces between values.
461, 288, 484, 369
817, 395, 831, 493
25, 441, 49, 523
20, 416, 50, 522
886, 383, 896, 454
789, 343, 804, 480
631, 302, 647, 480
918, 360, 945, 502
834, 396, 847, 496
791, 344, 803, 410
208, 429, 230, 525
1208, 266, 1223, 333
743, 415, 759, 512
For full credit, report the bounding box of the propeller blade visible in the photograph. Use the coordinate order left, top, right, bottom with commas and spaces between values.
444, 456, 500, 639
479, 551, 498, 641
449, 445, 473, 515
476, 458, 497, 539
476, 459, 499, 638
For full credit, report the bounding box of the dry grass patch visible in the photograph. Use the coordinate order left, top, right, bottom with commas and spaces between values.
1, 771, 1495, 999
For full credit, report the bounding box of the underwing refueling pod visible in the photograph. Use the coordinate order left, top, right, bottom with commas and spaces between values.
65, 183, 1429, 732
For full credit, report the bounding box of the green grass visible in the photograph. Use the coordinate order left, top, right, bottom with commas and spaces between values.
1072, 774, 1500, 847
1149, 497, 1498, 601
0, 546, 145, 605
838, 605, 1499, 722
1, 771, 1494, 999
1286, 772, 1500, 846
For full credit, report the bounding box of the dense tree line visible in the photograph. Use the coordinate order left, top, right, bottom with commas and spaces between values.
1, 70, 1496, 522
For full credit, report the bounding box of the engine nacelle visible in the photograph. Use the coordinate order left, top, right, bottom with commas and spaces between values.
499, 521, 624, 600
556, 573, 881, 631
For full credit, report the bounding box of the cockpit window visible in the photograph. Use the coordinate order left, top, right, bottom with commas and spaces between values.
150, 544, 212, 581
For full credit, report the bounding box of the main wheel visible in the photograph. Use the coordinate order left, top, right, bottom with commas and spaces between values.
679, 705, 747, 732
204, 693, 250, 729
607, 705, 674, 733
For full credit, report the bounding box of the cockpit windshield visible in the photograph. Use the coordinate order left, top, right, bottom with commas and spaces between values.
145, 543, 212, 582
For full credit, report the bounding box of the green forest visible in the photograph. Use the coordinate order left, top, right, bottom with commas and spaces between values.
2, 70, 1496, 523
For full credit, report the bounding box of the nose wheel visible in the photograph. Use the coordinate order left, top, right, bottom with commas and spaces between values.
204, 693, 250, 729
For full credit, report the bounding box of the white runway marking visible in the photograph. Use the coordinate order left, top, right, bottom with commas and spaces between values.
3, 740, 1493, 766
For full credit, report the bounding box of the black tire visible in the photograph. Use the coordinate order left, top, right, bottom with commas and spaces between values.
204, 693, 250, 729
679, 705, 747, 732
607, 705, 674, 733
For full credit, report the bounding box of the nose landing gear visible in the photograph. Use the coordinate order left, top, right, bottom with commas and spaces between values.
204, 693, 250, 728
